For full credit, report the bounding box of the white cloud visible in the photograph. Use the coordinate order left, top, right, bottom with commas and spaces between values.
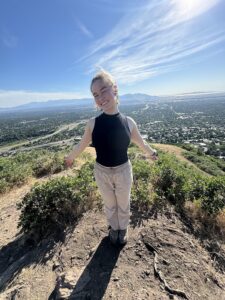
0, 90, 89, 108
81, 0, 224, 83
75, 17, 94, 39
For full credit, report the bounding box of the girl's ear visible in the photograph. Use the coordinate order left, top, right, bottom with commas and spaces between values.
113, 84, 118, 96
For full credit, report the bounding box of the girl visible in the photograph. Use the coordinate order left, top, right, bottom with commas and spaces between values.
64, 70, 158, 245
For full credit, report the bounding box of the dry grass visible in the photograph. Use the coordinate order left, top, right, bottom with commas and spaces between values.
73, 147, 96, 169
185, 201, 225, 240
216, 210, 225, 237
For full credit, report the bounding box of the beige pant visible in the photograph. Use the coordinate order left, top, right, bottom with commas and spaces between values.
94, 160, 133, 230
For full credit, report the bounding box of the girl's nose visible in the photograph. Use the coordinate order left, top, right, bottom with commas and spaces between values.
99, 96, 106, 102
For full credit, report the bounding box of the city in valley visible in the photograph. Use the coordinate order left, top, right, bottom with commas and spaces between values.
1, 92, 225, 159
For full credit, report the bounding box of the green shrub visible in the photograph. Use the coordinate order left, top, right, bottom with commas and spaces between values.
0, 149, 67, 193
0, 157, 32, 193
132, 159, 152, 181
131, 179, 153, 208
151, 154, 189, 207
183, 151, 225, 176
17, 161, 99, 238
185, 173, 208, 201
32, 152, 64, 177
0, 179, 7, 194
130, 159, 153, 208
181, 144, 195, 151
201, 176, 225, 215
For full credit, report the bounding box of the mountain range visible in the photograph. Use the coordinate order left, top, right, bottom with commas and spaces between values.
0, 93, 158, 112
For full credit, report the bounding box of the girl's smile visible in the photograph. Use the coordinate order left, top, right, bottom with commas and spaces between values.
91, 79, 118, 114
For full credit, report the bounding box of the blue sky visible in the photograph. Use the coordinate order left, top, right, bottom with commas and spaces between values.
0, 0, 225, 107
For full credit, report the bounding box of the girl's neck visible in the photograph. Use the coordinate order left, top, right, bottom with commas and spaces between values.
103, 106, 119, 115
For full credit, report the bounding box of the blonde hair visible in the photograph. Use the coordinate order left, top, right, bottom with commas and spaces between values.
90, 69, 119, 104
90, 69, 116, 90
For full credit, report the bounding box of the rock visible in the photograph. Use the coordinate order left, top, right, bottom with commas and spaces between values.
113, 277, 119, 281
52, 260, 61, 271
88, 245, 98, 258
63, 271, 78, 288
57, 287, 71, 299
0, 284, 24, 299
55, 267, 91, 297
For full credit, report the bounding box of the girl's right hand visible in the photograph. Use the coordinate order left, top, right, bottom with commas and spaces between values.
64, 155, 74, 168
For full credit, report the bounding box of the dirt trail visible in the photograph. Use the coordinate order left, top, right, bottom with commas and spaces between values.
0, 198, 225, 299
0, 147, 225, 299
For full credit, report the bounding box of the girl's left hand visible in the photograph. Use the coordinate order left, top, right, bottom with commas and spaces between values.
150, 151, 158, 161
151, 155, 158, 161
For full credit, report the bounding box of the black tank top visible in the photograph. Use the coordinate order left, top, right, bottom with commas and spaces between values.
92, 112, 131, 167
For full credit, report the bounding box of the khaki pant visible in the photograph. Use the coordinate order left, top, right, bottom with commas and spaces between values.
94, 160, 133, 230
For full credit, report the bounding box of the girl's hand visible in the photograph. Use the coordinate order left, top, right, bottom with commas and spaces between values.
150, 150, 158, 161
64, 155, 74, 168
151, 155, 158, 161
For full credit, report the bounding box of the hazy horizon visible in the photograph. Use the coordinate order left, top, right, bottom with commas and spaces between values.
0, 90, 225, 109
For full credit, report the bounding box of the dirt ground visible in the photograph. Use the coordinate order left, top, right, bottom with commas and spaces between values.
0, 148, 225, 300
1, 191, 225, 299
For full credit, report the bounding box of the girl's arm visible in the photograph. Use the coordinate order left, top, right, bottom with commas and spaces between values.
128, 117, 158, 160
64, 119, 93, 167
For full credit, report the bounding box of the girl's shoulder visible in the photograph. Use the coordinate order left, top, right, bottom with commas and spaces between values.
125, 116, 137, 133
87, 117, 96, 133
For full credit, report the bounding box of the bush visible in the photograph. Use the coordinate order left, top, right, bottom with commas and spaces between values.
17, 161, 99, 238
183, 151, 225, 176
32, 152, 64, 177
150, 154, 225, 215
151, 154, 189, 207
185, 173, 208, 201
0, 149, 66, 194
132, 159, 152, 181
0, 157, 32, 193
181, 144, 195, 151
201, 176, 225, 215
131, 159, 153, 208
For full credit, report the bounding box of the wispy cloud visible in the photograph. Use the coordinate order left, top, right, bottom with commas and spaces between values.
75, 17, 94, 39
81, 0, 224, 83
0, 90, 88, 108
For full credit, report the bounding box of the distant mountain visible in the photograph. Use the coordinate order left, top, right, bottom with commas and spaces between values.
2, 98, 93, 110
158, 91, 225, 102
120, 93, 157, 103
0, 93, 157, 112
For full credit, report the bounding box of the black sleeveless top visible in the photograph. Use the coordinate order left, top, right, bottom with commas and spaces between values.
92, 112, 131, 167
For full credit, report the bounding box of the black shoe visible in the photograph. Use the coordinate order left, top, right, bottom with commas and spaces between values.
118, 228, 128, 245
109, 229, 119, 244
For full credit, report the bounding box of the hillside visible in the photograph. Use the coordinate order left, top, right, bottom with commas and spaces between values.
0, 147, 225, 300
152, 144, 209, 174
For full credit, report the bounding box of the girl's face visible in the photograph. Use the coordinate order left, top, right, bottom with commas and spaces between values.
91, 79, 118, 113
